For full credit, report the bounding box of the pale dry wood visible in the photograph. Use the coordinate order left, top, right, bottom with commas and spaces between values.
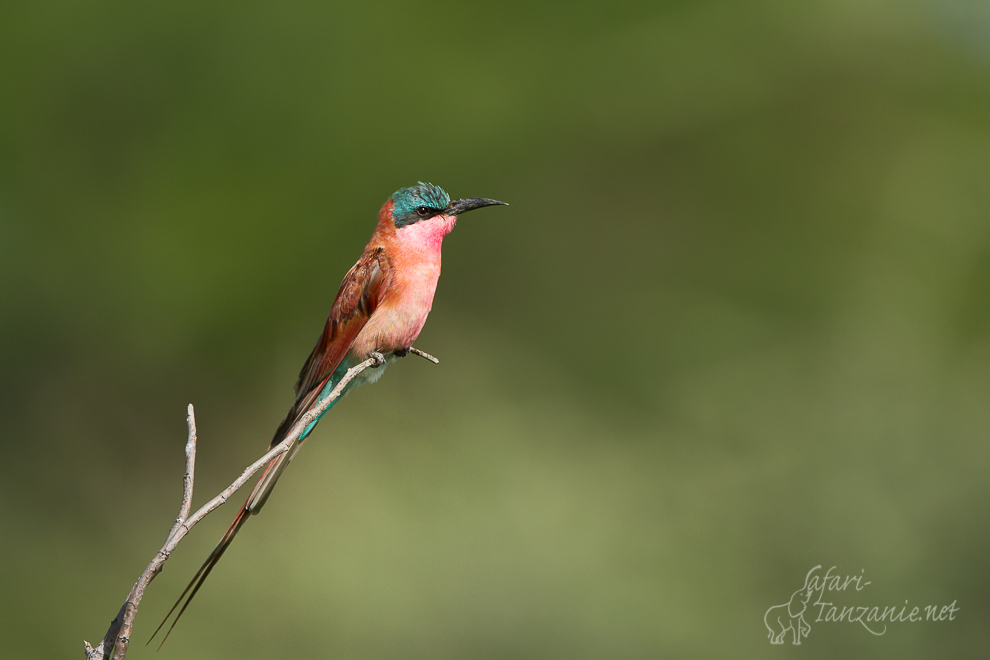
407, 347, 439, 364
84, 350, 422, 659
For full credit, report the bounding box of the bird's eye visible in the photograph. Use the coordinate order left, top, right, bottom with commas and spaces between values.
416, 206, 431, 217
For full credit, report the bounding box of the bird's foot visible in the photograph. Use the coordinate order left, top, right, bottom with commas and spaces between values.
394, 348, 409, 358
369, 351, 387, 366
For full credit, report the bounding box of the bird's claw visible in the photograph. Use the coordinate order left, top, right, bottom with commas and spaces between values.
370, 351, 386, 366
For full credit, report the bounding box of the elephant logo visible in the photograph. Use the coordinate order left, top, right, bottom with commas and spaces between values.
764, 565, 820, 645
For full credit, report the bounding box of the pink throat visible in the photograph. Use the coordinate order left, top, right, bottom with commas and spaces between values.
397, 214, 457, 251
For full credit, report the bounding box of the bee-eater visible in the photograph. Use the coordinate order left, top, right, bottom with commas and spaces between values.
153, 182, 507, 643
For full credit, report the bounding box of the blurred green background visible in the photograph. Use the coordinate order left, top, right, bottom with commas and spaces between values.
1, 0, 989, 658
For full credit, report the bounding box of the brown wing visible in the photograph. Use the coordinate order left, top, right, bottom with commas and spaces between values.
294, 246, 390, 398
265, 247, 390, 450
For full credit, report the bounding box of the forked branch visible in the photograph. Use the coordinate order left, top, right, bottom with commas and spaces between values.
84, 349, 436, 659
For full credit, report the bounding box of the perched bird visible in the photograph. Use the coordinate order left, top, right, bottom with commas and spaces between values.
152, 182, 506, 644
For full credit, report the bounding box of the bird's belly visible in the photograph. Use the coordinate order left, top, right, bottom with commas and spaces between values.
353, 304, 430, 355
351, 264, 440, 357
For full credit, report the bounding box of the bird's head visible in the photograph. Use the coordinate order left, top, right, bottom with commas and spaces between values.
389, 182, 507, 230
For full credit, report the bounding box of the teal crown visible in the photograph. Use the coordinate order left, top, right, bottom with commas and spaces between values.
391, 182, 450, 227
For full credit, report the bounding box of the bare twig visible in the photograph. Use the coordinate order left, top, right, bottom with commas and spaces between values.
167, 405, 197, 542
85, 349, 435, 659
407, 347, 439, 364
84, 406, 200, 660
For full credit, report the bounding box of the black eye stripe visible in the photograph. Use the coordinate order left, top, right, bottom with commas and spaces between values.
395, 205, 441, 227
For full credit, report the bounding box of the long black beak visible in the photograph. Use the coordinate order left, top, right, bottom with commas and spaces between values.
446, 197, 508, 216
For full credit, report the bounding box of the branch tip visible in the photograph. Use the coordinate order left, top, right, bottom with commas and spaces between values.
408, 347, 439, 364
